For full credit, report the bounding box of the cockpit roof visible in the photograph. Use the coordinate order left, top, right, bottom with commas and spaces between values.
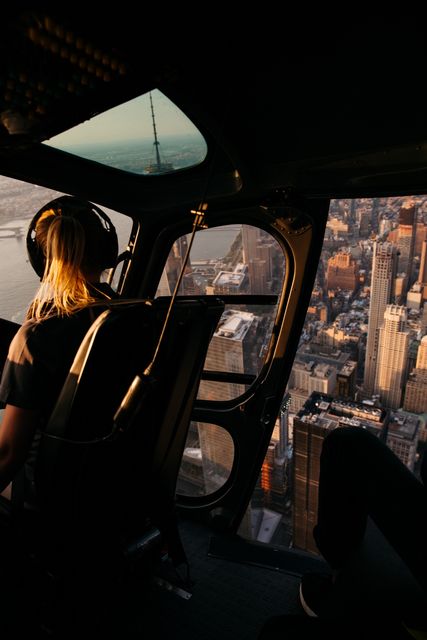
1, 11, 427, 214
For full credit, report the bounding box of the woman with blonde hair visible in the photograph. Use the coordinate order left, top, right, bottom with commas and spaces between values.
0, 196, 118, 503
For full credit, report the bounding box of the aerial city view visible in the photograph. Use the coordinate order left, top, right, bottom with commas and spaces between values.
160, 195, 427, 552
1, 129, 427, 556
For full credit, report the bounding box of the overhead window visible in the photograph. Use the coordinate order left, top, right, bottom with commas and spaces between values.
43, 89, 207, 175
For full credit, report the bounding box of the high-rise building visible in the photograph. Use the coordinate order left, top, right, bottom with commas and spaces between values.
414, 222, 427, 257
403, 335, 427, 414
422, 303, 427, 331
395, 201, 416, 283
386, 413, 419, 471
357, 207, 371, 238
364, 242, 398, 395
407, 283, 423, 310
212, 268, 246, 295
248, 259, 268, 292
420, 241, 427, 298
259, 427, 288, 514
165, 235, 195, 294
242, 225, 260, 265
326, 217, 350, 239
293, 393, 387, 554
336, 360, 357, 400
241, 226, 276, 293
416, 335, 427, 369
374, 305, 409, 409
326, 251, 358, 292
288, 360, 336, 414
403, 370, 427, 414
196, 310, 260, 495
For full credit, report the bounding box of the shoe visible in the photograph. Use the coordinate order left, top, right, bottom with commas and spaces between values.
299, 572, 334, 617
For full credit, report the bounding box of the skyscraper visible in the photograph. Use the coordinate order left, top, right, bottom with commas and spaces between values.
326, 250, 358, 292
293, 393, 387, 553
374, 305, 409, 409
404, 335, 427, 414
420, 240, 427, 294
195, 310, 260, 494
395, 201, 416, 283
416, 335, 427, 369
364, 242, 398, 395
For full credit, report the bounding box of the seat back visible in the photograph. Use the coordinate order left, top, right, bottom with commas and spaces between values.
33, 296, 224, 556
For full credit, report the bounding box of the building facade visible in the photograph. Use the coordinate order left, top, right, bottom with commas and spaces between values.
374, 305, 409, 410
364, 242, 398, 395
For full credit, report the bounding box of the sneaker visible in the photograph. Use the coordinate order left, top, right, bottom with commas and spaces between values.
299, 572, 334, 617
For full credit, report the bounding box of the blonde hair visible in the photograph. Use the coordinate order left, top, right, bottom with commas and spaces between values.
27, 209, 101, 320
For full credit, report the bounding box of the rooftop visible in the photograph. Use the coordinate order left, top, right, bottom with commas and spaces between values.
214, 310, 255, 341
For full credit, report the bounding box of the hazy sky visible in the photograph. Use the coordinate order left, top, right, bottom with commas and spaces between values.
44, 89, 201, 148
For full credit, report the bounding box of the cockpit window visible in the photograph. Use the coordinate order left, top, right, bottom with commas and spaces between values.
0, 175, 132, 323
43, 89, 207, 175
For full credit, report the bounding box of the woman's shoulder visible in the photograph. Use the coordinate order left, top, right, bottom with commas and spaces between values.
9, 312, 85, 354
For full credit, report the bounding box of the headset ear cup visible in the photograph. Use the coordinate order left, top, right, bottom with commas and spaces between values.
26, 217, 46, 278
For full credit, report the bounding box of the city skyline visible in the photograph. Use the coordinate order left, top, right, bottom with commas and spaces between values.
160, 195, 427, 551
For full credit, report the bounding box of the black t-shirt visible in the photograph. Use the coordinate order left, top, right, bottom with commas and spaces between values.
0, 283, 117, 415
0, 282, 118, 501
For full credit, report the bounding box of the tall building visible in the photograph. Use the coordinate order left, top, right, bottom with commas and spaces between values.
293, 393, 387, 554
242, 225, 260, 265
196, 310, 260, 493
212, 268, 246, 295
165, 235, 193, 293
422, 303, 427, 331
420, 240, 427, 279
288, 360, 337, 413
374, 305, 409, 409
414, 222, 427, 255
357, 207, 371, 238
403, 335, 427, 414
326, 251, 358, 292
403, 370, 427, 414
336, 360, 357, 400
420, 241, 427, 300
416, 335, 427, 369
242, 226, 276, 293
407, 283, 423, 310
395, 201, 416, 283
326, 217, 350, 239
248, 259, 268, 292
259, 425, 288, 514
364, 242, 398, 395
386, 413, 419, 471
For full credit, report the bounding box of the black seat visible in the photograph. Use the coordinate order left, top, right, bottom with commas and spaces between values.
13, 296, 224, 631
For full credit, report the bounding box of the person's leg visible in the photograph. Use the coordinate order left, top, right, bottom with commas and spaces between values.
313, 427, 427, 592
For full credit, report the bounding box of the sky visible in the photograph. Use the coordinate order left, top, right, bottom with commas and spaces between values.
44, 89, 202, 148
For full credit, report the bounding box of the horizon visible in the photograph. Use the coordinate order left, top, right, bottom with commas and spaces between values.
44, 89, 206, 150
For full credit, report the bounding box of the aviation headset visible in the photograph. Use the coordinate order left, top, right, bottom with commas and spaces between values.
26, 195, 119, 278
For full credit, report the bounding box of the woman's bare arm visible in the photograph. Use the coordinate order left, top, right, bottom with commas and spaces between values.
0, 404, 39, 493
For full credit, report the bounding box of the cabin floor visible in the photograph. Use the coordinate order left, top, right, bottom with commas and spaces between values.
105, 515, 326, 639
7, 512, 426, 637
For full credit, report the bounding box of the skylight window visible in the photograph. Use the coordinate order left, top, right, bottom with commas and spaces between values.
43, 89, 207, 175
